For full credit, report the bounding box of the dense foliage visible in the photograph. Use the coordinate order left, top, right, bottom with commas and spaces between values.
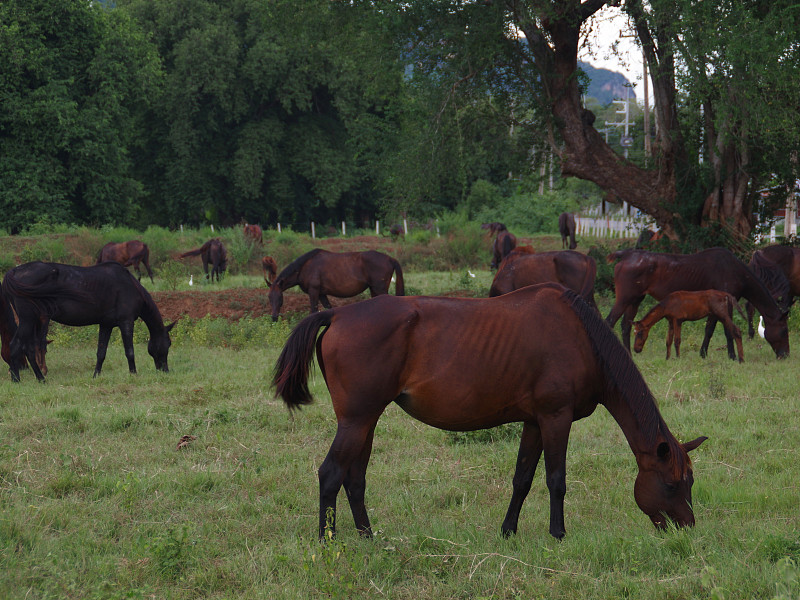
1, 0, 798, 245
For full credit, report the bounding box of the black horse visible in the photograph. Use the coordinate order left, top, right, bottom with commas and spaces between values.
558, 212, 577, 249
2, 261, 176, 382
180, 239, 228, 282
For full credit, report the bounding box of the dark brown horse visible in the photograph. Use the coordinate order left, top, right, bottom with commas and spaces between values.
633, 290, 747, 362
746, 245, 797, 338
268, 249, 404, 321
179, 239, 228, 282
606, 248, 789, 358
244, 223, 263, 244
96, 240, 154, 283
558, 212, 577, 249
262, 256, 278, 287
489, 250, 598, 311
273, 284, 707, 539
2, 261, 176, 381
482, 222, 517, 269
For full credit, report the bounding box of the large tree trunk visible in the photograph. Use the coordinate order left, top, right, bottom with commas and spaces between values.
514, 0, 755, 242
516, 0, 683, 239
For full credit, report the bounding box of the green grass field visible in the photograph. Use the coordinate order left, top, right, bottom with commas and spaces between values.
1, 292, 799, 598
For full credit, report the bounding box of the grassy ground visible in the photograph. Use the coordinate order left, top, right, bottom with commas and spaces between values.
1, 292, 799, 599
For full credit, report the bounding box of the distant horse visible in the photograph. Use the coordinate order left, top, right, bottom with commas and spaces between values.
481, 222, 517, 269
180, 239, 228, 282
606, 248, 789, 358
96, 240, 154, 283
273, 284, 707, 539
268, 249, 404, 321
633, 290, 747, 362
558, 212, 577, 249
489, 250, 598, 311
746, 246, 797, 338
0, 289, 47, 376
2, 261, 176, 382
244, 223, 263, 244
635, 229, 663, 249
262, 256, 278, 287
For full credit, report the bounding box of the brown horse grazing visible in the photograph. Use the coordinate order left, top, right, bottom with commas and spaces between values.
746, 246, 797, 338
268, 249, 404, 321
2, 261, 175, 382
96, 240, 154, 283
606, 248, 789, 358
262, 256, 278, 287
243, 223, 263, 244
633, 290, 747, 362
489, 250, 598, 311
558, 212, 577, 249
179, 239, 228, 282
482, 222, 518, 269
273, 284, 707, 539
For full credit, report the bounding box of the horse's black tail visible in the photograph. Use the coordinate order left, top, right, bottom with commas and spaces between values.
390, 258, 405, 296
179, 247, 204, 258
273, 310, 334, 410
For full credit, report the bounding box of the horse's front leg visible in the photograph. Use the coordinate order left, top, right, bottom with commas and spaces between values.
619, 301, 642, 352
308, 291, 321, 313
674, 321, 682, 358
540, 415, 573, 539
745, 301, 756, 339
94, 325, 113, 377
700, 316, 718, 358
119, 321, 137, 374
501, 421, 543, 537
721, 318, 737, 360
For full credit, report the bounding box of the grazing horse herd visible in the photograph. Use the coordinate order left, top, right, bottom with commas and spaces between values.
4, 217, 797, 540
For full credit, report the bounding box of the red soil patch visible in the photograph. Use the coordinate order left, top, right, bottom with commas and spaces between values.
151, 288, 366, 322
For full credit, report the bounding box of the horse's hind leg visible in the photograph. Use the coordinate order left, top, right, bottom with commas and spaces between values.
540, 415, 573, 539
318, 419, 378, 540
733, 325, 744, 362
93, 325, 113, 377
343, 425, 377, 537
501, 421, 543, 537
319, 295, 333, 310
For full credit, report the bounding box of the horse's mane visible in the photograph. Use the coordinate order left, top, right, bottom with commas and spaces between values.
750, 251, 792, 311
560, 288, 683, 468
275, 249, 324, 283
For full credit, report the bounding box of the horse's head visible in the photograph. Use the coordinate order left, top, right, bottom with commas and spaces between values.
262, 256, 278, 287
632, 321, 648, 353
148, 321, 177, 372
268, 283, 284, 321
634, 436, 707, 529
763, 311, 790, 358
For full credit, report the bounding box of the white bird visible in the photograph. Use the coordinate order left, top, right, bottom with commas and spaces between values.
468, 270, 476, 278
189, 274, 193, 287
758, 316, 765, 339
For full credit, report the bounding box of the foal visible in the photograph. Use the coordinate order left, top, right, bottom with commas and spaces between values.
633, 290, 746, 362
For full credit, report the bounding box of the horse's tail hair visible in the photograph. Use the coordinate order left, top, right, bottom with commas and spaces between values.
391, 258, 405, 296
273, 310, 334, 410
179, 247, 204, 258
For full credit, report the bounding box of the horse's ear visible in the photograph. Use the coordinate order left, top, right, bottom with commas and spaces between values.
266, 280, 272, 288
682, 436, 708, 453
165, 321, 178, 333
